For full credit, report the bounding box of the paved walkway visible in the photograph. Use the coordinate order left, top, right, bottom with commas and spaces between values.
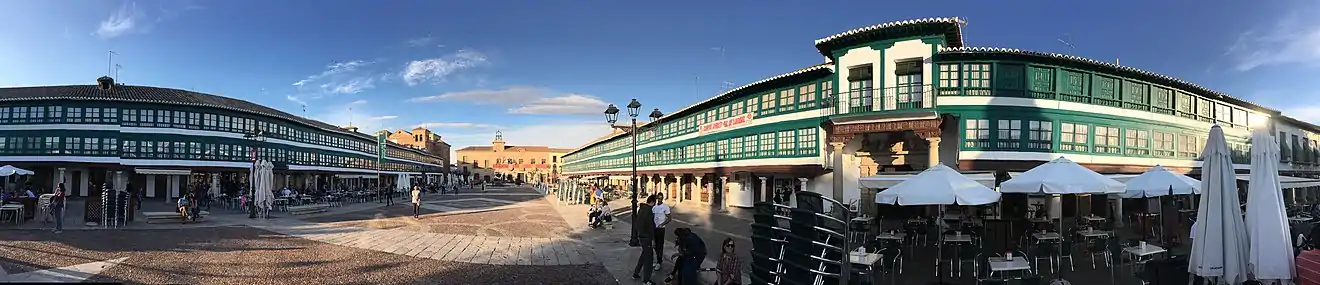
243, 218, 600, 266
546, 194, 749, 285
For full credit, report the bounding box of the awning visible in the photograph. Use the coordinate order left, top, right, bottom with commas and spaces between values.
1235, 174, 1320, 189
335, 174, 374, 179
860, 172, 997, 189
135, 168, 191, 176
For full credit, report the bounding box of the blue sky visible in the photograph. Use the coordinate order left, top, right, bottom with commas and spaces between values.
2, 0, 1317, 155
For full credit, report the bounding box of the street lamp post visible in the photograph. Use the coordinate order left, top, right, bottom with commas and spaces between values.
243, 129, 266, 219
605, 99, 663, 247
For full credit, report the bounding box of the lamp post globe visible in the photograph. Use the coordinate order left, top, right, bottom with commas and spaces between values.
626, 99, 642, 118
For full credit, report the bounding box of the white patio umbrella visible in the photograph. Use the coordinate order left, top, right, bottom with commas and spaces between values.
0, 165, 34, 176
1189, 125, 1250, 285
1121, 165, 1201, 198
252, 160, 275, 212
1000, 157, 1125, 194
1245, 129, 1295, 283
874, 164, 1001, 206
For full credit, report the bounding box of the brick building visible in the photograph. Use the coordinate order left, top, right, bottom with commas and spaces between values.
455, 131, 571, 183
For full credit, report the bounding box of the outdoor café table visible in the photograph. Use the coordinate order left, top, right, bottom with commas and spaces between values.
876, 232, 906, 241
1076, 229, 1112, 238
906, 218, 926, 224
1032, 232, 1062, 241
987, 256, 1032, 278
1081, 215, 1106, 222
943, 234, 973, 243
1122, 243, 1167, 275
851, 216, 874, 223
0, 204, 22, 224
1291, 216, 1312, 223
849, 248, 882, 266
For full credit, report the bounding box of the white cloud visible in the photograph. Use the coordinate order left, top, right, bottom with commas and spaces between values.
95, 2, 201, 39
293, 60, 372, 87
401, 50, 489, 86
285, 95, 307, 106
319, 77, 375, 94
407, 87, 609, 115
1225, 4, 1320, 71
369, 115, 399, 121
415, 122, 503, 129
406, 36, 435, 47
96, 2, 143, 39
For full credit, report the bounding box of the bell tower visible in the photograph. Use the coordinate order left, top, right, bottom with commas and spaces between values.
492, 131, 506, 152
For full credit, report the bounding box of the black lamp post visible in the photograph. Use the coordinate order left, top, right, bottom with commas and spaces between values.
243, 129, 266, 219
605, 99, 663, 247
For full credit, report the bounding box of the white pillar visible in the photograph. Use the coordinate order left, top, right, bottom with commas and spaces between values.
114, 171, 125, 192
796, 177, 809, 207
719, 176, 729, 211
927, 137, 942, 169
78, 170, 89, 196
145, 175, 156, 198
56, 167, 67, 189
759, 176, 769, 204
830, 142, 846, 203
167, 175, 178, 198
1112, 195, 1125, 227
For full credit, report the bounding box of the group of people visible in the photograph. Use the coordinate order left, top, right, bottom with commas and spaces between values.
628, 193, 743, 285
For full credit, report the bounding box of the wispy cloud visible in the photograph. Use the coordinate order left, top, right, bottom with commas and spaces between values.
285, 95, 307, 106
311, 100, 387, 131
95, 1, 202, 39
1224, 4, 1320, 71
293, 60, 373, 87
319, 77, 375, 94
401, 50, 489, 86
96, 2, 144, 39
406, 36, 438, 47
407, 87, 609, 115
415, 122, 503, 129
369, 115, 399, 121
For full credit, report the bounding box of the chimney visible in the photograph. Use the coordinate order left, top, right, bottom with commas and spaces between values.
96, 76, 116, 91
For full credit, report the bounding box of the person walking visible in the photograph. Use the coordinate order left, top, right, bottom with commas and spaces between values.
51, 183, 66, 233
411, 185, 422, 219
632, 195, 659, 285
385, 185, 395, 206
651, 193, 672, 270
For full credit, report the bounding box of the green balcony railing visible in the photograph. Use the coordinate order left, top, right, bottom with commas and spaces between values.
824, 84, 935, 117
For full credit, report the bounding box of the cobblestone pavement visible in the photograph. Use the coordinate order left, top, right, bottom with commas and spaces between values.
0, 226, 613, 285
306, 193, 574, 238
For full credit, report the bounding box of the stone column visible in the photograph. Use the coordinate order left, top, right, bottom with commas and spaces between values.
830, 142, 846, 202
57, 167, 67, 188
797, 177, 809, 207
759, 176, 769, 204
1112, 195, 1125, 227
926, 137, 943, 169
145, 175, 156, 198
719, 176, 729, 211
114, 171, 125, 192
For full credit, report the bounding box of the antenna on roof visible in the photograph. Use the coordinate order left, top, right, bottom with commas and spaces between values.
302, 104, 307, 118
106, 50, 119, 77
1057, 34, 1075, 54
114, 64, 123, 83
712, 46, 729, 92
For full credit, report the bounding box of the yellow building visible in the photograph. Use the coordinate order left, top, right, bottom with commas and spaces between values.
455, 132, 571, 183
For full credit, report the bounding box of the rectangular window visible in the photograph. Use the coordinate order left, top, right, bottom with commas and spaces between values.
1154, 132, 1176, 157
797, 127, 818, 155
963, 119, 990, 148
996, 120, 1020, 149
87, 108, 103, 123
1179, 134, 1200, 158
778, 90, 794, 112
896, 73, 924, 104
759, 133, 775, 156
848, 65, 875, 110
1027, 121, 1053, 150
1094, 126, 1119, 154
777, 130, 794, 156
797, 84, 817, 109
1060, 123, 1089, 152
760, 93, 777, 114
1124, 129, 1150, 155
939, 64, 960, 88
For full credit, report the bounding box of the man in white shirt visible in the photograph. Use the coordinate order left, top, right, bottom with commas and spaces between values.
651, 194, 672, 270
411, 186, 422, 219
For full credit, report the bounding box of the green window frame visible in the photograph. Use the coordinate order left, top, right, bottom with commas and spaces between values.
963, 119, 990, 148
1026, 120, 1053, 151
1124, 129, 1150, 156
1060, 123, 1089, 152
995, 119, 1020, 149
1094, 126, 1120, 154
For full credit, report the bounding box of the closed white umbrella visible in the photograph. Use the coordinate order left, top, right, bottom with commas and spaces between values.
1121, 165, 1201, 198
1000, 157, 1125, 194
1189, 125, 1250, 284
1245, 128, 1295, 282
874, 164, 1001, 206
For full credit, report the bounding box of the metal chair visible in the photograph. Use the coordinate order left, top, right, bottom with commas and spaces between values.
1086, 237, 1111, 269
1058, 238, 1076, 272
1030, 242, 1057, 274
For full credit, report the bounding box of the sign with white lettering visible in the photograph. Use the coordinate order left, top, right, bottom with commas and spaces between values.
699, 113, 755, 135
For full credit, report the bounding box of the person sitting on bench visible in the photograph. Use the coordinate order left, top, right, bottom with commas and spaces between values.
178, 194, 200, 222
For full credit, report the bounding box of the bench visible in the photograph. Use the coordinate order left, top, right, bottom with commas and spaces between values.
288, 204, 330, 215
142, 211, 209, 224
